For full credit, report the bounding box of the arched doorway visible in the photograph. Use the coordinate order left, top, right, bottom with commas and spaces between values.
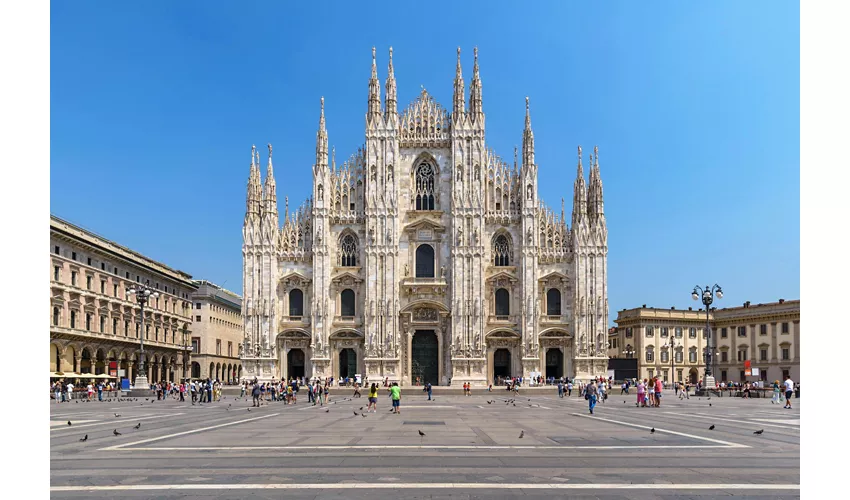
689, 368, 699, 385
339, 348, 357, 379
80, 348, 93, 374
191, 362, 201, 379
411, 330, 438, 386
50, 344, 61, 372
545, 348, 563, 379
288, 349, 305, 379
493, 348, 511, 381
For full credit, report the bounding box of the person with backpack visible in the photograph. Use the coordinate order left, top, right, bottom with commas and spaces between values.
424, 381, 432, 401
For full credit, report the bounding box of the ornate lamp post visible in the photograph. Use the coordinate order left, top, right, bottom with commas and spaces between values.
127, 284, 159, 391
181, 324, 190, 382
622, 346, 635, 358
692, 284, 722, 388
663, 337, 681, 386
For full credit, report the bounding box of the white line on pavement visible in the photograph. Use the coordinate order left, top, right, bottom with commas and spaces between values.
664, 412, 800, 431
51, 414, 175, 432
97, 413, 280, 451
114, 444, 733, 451
50, 483, 800, 492
570, 413, 749, 448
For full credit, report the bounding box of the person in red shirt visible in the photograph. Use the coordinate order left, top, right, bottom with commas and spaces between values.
654, 377, 663, 407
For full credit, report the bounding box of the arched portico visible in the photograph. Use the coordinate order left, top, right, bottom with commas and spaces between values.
539, 328, 574, 379
485, 329, 521, 385
277, 330, 313, 381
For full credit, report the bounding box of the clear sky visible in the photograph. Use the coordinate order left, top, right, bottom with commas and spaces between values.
50, 1, 800, 324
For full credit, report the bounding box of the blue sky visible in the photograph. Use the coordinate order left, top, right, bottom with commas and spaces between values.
50, 1, 799, 324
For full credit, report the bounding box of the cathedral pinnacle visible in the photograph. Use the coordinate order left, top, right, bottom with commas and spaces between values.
572, 145, 587, 224
316, 97, 328, 168
368, 47, 381, 118
385, 46, 397, 117
453, 47, 465, 118
264, 143, 278, 217
522, 97, 535, 168
469, 46, 483, 118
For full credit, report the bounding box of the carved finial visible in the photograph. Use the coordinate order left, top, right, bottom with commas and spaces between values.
251, 144, 256, 164
514, 146, 518, 169
372, 46, 376, 61
267, 143, 272, 159
389, 46, 393, 63
332, 146, 336, 169
594, 145, 599, 165
578, 145, 582, 158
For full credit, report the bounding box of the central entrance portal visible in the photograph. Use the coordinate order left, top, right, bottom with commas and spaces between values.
411, 330, 438, 386
339, 348, 356, 379
287, 349, 305, 379
545, 348, 564, 379
493, 348, 511, 382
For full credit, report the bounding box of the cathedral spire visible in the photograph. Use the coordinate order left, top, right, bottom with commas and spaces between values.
264, 143, 277, 217
522, 97, 535, 168
469, 46, 483, 119
588, 145, 605, 219
368, 47, 382, 120
453, 47, 465, 119
247, 144, 262, 217
284, 195, 289, 221
572, 145, 587, 225
316, 97, 328, 169
385, 46, 397, 118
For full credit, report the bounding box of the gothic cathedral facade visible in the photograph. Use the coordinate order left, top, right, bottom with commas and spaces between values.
241, 48, 609, 386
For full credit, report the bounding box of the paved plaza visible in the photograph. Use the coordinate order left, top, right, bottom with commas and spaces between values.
50, 390, 800, 499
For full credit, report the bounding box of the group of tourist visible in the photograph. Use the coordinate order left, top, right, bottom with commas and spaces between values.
51, 379, 118, 402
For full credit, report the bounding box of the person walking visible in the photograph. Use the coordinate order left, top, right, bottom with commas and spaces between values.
567, 381, 573, 397
586, 380, 598, 415
599, 380, 606, 404
190, 380, 197, 405
557, 380, 564, 398
425, 381, 433, 401
368, 383, 378, 412
783, 376, 794, 409
637, 378, 646, 407
251, 382, 261, 407
647, 378, 655, 407
654, 377, 663, 407
390, 382, 402, 414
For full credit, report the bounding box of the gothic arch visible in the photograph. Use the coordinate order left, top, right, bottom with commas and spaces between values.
538, 327, 572, 338
338, 230, 359, 267
411, 153, 439, 210
492, 231, 512, 266
329, 328, 364, 339
400, 299, 450, 314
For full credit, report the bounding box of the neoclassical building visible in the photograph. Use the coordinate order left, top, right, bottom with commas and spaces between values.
189, 280, 243, 382
241, 48, 609, 385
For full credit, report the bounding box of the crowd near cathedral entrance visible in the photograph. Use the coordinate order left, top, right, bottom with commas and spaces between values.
240, 47, 610, 385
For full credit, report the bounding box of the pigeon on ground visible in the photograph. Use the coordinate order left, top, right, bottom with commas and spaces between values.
528, 399, 531, 402
353, 411, 359, 416
519, 430, 524, 438
79, 434, 88, 442
67, 421, 72, 426
114, 413, 121, 417
247, 408, 251, 412
754, 429, 764, 435
709, 403, 712, 407
709, 425, 715, 430
360, 407, 364, 411
325, 408, 330, 413
650, 428, 656, 434
361, 413, 367, 418
113, 429, 122, 436
418, 430, 426, 437
513, 403, 516, 407
134, 423, 141, 430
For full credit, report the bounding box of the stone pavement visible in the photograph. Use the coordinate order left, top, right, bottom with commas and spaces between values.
50, 390, 800, 499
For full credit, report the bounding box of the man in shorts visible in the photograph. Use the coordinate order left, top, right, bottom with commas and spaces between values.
783, 376, 794, 409
390, 382, 401, 414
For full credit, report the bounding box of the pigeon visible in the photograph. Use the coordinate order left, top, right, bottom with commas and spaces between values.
325, 408, 330, 413
361, 413, 367, 418
528, 399, 531, 402
650, 428, 656, 434
79, 434, 88, 442
708, 425, 715, 430
67, 421, 72, 426
360, 407, 364, 411
519, 430, 524, 438
353, 411, 359, 416
134, 423, 141, 430
754, 429, 764, 435
487, 401, 492, 404
418, 430, 426, 437
247, 408, 251, 412
513, 403, 516, 407
114, 413, 121, 418
709, 403, 712, 407
113, 429, 122, 436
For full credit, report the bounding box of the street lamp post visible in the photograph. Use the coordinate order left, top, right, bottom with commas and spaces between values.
127, 284, 159, 392
182, 325, 190, 382
692, 284, 722, 389
664, 337, 680, 387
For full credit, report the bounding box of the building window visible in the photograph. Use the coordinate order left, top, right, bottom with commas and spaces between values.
113, 318, 118, 334
493, 234, 511, 266
611, 338, 619, 349
495, 288, 510, 316
216, 339, 222, 356
721, 370, 727, 381
195, 315, 201, 322
660, 327, 668, 338
53, 307, 60, 326
738, 326, 747, 337
645, 326, 653, 337
647, 369, 654, 379
782, 322, 789, 334
677, 369, 683, 382
86, 276, 92, 290
663, 369, 669, 381
155, 327, 160, 341
740, 370, 746, 382
72, 252, 77, 261
100, 280, 106, 294
71, 271, 77, 286
114, 267, 118, 275
782, 368, 790, 380
661, 350, 669, 363
338, 233, 358, 266
760, 324, 767, 335
135, 323, 140, 338
85, 313, 91, 331
782, 348, 790, 360
675, 327, 682, 338
87, 257, 92, 265
114, 284, 118, 297
721, 351, 728, 363
645, 348, 654, 363
289, 289, 304, 317
146, 325, 150, 339
689, 349, 697, 363
340, 289, 356, 317
675, 351, 683, 363
100, 315, 105, 333
413, 161, 436, 210
192, 338, 200, 353
228, 342, 233, 357
126, 272, 130, 279
760, 349, 767, 361
546, 288, 561, 316
625, 328, 633, 338
689, 327, 696, 338
54, 245, 60, 254
195, 303, 201, 309
54, 266, 60, 281
415, 244, 435, 278
101, 263, 105, 271
721, 327, 728, 338
737, 350, 747, 362
70, 310, 76, 329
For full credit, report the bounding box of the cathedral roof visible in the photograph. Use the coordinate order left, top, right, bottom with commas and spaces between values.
399, 88, 450, 148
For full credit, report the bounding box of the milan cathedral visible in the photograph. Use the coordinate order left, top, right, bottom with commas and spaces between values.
241, 47, 609, 385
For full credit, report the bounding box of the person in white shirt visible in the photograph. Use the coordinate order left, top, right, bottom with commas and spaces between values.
783, 377, 794, 409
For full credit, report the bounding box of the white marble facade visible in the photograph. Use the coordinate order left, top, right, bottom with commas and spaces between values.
241, 48, 609, 385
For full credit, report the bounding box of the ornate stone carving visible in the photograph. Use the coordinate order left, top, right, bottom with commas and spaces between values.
413, 308, 439, 322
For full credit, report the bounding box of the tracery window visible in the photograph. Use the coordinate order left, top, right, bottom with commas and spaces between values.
493, 234, 511, 266
414, 162, 436, 210
339, 234, 357, 267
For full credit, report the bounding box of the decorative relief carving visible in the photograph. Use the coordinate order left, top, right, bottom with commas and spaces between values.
413, 308, 439, 322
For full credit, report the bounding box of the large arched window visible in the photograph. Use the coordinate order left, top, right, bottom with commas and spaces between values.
414, 162, 436, 210
493, 234, 511, 266
495, 288, 510, 316
339, 234, 357, 267
546, 288, 561, 316
415, 244, 435, 278
340, 289, 355, 317
289, 289, 304, 317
